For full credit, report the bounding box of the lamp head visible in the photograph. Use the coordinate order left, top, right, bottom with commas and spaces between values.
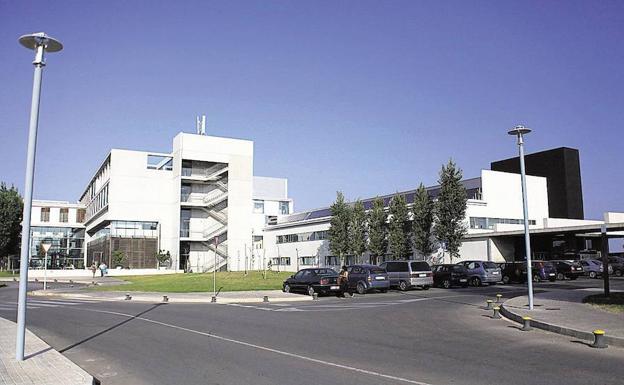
19, 32, 63, 53
507, 125, 532, 136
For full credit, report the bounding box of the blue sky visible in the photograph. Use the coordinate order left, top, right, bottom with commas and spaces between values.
1, 1, 623, 221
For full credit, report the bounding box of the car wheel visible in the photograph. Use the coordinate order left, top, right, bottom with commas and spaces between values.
422, 285, 430, 290
556, 273, 564, 280
398, 280, 409, 291
502, 275, 510, 284
589, 271, 597, 279
307, 286, 315, 296
616, 270, 622, 277
442, 279, 451, 289
356, 282, 367, 295
283, 284, 290, 293
471, 277, 482, 287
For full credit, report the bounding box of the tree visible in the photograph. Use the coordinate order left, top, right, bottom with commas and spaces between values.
434, 159, 468, 262
327, 191, 351, 266
155, 249, 171, 268
367, 197, 387, 265
0, 183, 23, 262
412, 183, 436, 258
349, 200, 366, 264
387, 193, 411, 259
111, 250, 127, 268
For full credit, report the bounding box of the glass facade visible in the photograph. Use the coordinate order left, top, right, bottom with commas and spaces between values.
30, 226, 85, 269
279, 201, 289, 215
110, 221, 158, 237
469, 217, 537, 229
277, 230, 328, 244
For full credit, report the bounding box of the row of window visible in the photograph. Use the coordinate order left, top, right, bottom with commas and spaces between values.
253, 200, 290, 215
86, 184, 109, 221
469, 217, 537, 229
39, 207, 86, 223
270, 256, 340, 266
276, 230, 328, 244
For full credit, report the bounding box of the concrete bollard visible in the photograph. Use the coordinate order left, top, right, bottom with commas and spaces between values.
521, 316, 532, 331
313, 293, 319, 301
92, 281, 96, 285
211, 296, 217, 303
162, 295, 169, 303
69, 280, 74, 284
34, 278, 39, 283
125, 293, 132, 300
13, 277, 17, 282
263, 295, 269, 303
492, 306, 501, 319
54, 279, 58, 283
591, 330, 607, 349
496, 294, 503, 303
486, 299, 493, 310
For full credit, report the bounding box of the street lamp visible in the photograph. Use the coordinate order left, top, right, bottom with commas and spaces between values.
507, 125, 534, 310
16, 32, 63, 361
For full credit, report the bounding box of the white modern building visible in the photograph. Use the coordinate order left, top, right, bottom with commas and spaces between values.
24, 131, 623, 275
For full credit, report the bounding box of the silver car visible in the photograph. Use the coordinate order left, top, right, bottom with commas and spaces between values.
457, 260, 502, 286
379, 260, 433, 290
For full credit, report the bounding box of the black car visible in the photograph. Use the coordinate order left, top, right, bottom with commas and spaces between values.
282, 268, 341, 296
432, 264, 469, 288
498, 262, 527, 284
551, 260, 583, 280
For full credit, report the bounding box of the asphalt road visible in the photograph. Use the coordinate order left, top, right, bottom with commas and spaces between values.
1, 279, 623, 385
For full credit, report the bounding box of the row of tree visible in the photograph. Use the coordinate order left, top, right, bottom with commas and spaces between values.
327, 160, 467, 265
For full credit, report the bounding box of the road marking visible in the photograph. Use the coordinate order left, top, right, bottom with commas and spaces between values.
63, 306, 435, 385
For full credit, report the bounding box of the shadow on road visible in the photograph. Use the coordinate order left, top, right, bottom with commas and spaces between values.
59, 303, 165, 353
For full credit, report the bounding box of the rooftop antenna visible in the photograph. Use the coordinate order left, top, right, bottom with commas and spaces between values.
196, 115, 206, 135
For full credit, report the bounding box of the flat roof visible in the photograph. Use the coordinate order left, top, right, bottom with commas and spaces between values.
465, 222, 624, 239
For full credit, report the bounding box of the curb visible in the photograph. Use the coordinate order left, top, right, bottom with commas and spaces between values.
30, 289, 313, 304
500, 302, 624, 348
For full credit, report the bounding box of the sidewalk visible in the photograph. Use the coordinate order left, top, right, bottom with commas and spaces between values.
501, 288, 624, 348
0, 317, 96, 385
31, 287, 313, 304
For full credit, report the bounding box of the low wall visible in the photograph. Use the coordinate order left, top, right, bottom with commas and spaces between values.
22, 268, 178, 278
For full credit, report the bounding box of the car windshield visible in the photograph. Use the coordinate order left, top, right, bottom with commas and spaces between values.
369, 267, 386, 274
411, 262, 430, 271
482, 262, 498, 269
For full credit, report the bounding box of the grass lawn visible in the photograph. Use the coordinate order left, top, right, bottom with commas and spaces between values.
0, 271, 19, 277
91, 271, 293, 293
583, 292, 624, 314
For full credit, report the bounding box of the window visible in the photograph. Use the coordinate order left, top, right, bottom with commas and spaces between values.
280, 257, 291, 266
410, 262, 430, 272
294, 270, 305, 279
279, 201, 289, 215
40, 207, 50, 222
253, 200, 264, 214
147, 155, 173, 171
276, 230, 328, 244
59, 208, 68, 223
300, 256, 316, 266
325, 256, 339, 266
76, 209, 85, 223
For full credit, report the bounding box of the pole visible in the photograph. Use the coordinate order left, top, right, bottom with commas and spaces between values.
43, 251, 48, 290
601, 225, 610, 297
213, 237, 217, 297
16, 43, 46, 361
517, 135, 534, 310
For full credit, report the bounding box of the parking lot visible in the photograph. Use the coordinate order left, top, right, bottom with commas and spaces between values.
1, 277, 623, 385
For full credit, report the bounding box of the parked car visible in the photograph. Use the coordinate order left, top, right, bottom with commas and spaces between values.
282, 268, 341, 296
457, 260, 502, 286
551, 260, 583, 280
578, 259, 612, 279
344, 264, 390, 294
607, 256, 624, 277
432, 264, 469, 288
498, 261, 527, 284
532, 261, 557, 282
379, 260, 433, 290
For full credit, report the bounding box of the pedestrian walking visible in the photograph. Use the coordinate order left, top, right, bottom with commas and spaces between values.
90, 262, 97, 278
338, 265, 351, 297
99, 262, 107, 277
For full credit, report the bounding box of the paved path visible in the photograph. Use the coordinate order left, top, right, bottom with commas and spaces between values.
501, 287, 624, 346
0, 317, 95, 385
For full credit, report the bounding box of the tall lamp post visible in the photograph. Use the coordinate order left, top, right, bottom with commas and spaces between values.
16, 32, 63, 361
508, 125, 534, 310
